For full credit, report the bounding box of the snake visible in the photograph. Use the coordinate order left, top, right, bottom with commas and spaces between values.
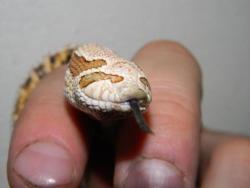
13, 44, 152, 132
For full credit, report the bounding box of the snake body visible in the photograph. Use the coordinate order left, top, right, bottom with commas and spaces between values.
13, 44, 152, 132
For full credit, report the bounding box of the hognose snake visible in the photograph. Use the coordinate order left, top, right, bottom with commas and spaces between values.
13, 44, 152, 132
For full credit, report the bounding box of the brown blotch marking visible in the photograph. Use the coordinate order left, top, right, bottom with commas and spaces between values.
34, 64, 46, 79
140, 77, 151, 90
52, 48, 73, 68
22, 77, 32, 89
69, 53, 107, 77
13, 89, 28, 121
13, 72, 39, 122
79, 72, 124, 88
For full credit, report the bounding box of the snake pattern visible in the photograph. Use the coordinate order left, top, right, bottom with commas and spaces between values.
13, 44, 152, 132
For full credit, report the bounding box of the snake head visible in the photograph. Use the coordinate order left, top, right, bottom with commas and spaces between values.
64, 44, 152, 132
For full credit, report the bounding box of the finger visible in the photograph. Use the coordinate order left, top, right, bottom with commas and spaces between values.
114, 40, 202, 188
8, 66, 88, 188
200, 129, 250, 188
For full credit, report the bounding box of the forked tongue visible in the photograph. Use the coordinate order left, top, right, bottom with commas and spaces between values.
128, 99, 153, 133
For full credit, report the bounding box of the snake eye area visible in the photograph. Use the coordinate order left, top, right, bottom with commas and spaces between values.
140, 77, 151, 90
128, 99, 153, 133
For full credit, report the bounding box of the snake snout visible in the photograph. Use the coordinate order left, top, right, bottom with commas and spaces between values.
121, 85, 150, 107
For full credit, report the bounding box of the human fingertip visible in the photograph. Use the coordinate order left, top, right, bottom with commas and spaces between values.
121, 159, 184, 188
11, 141, 76, 188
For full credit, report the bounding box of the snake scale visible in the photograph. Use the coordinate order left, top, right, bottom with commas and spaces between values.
13, 44, 152, 132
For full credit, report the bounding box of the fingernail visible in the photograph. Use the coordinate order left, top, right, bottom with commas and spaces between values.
123, 159, 184, 188
13, 141, 74, 187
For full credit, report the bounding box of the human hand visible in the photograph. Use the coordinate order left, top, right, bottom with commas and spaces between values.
8, 40, 250, 188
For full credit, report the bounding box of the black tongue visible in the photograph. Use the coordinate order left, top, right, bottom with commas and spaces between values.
128, 99, 153, 133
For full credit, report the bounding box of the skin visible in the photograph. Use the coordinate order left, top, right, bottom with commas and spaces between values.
8, 40, 250, 188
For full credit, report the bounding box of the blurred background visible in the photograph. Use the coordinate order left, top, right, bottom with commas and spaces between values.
0, 0, 249, 186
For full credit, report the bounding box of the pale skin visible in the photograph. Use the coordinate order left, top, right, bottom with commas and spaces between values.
8, 40, 250, 188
